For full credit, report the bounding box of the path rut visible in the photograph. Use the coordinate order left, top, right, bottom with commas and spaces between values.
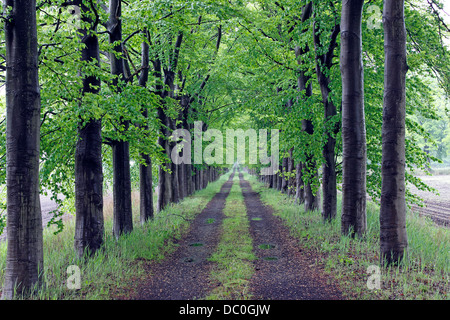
239, 172, 343, 300
136, 171, 235, 300
135, 169, 343, 300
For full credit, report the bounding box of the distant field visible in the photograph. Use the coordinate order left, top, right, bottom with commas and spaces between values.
410, 175, 450, 227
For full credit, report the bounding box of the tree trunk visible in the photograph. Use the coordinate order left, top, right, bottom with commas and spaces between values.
157, 32, 183, 211
2, 0, 44, 299
72, 0, 104, 259
287, 148, 294, 197
281, 156, 288, 193
295, 2, 318, 212
380, 0, 408, 265
340, 0, 367, 237
109, 0, 133, 237
272, 167, 278, 190
277, 164, 282, 191
112, 139, 133, 237
139, 31, 154, 224
295, 163, 304, 204
313, 18, 340, 222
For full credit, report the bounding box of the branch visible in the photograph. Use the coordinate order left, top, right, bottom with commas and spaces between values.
123, 29, 141, 44
426, 0, 450, 32
172, 31, 184, 69
155, 5, 186, 22
238, 22, 294, 71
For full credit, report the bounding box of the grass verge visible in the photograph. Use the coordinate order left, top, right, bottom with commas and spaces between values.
244, 172, 449, 300
205, 172, 256, 300
0, 171, 232, 300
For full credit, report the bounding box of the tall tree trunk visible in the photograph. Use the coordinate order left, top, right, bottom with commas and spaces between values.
73, 0, 104, 259
157, 32, 183, 211
295, 163, 304, 204
313, 18, 340, 221
139, 31, 154, 224
109, 0, 133, 237
380, 0, 408, 265
157, 135, 173, 212
287, 148, 294, 197
281, 156, 288, 193
340, 0, 367, 237
296, 2, 319, 212
272, 167, 278, 190
152, 55, 170, 212
277, 164, 282, 191
2, 0, 44, 299
185, 119, 194, 196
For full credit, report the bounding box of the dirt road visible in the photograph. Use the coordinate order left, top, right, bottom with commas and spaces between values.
134, 170, 342, 300
136, 171, 234, 299
239, 172, 342, 300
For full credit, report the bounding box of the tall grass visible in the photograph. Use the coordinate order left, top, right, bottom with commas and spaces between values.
244, 172, 449, 300
0, 171, 232, 300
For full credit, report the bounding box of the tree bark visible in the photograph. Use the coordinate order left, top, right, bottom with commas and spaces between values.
139, 31, 154, 225
287, 148, 294, 196
340, 0, 367, 237
2, 0, 44, 299
281, 156, 288, 194
109, 0, 133, 237
380, 0, 408, 265
72, 0, 104, 259
296, 2, 319, 212
313, 18, 340, 221
157, 32, 183, 212
295, 163, 304, 204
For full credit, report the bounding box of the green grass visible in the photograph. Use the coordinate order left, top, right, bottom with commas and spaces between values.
244, 172, 449, 300
205, 173, 256, 300
0, 171, 232, 300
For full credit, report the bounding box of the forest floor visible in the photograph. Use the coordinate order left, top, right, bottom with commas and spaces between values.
133, 169, 343, 300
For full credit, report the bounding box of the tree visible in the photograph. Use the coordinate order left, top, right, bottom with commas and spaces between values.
74, 0, 105, 259
2, 0, 44, 299
296, 2, 320, 212
109, 0, 133, 238
312, 2, 340, 222
156, 30, 183, 212
138, 30, 154, 224
340, 0, 367, 237
380, 0, 408, 265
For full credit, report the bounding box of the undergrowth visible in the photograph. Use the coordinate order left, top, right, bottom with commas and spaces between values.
244, 172, 449, 300
0, 171, 232, 300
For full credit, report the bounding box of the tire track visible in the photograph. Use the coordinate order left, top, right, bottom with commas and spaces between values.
136, 170, 235, 300
239, 171, 343, 300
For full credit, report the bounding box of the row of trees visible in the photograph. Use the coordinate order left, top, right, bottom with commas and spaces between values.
244, 0, 448, 263
1, 0, 449, 298
0, 0, 229, 298
251, 0, 408, 260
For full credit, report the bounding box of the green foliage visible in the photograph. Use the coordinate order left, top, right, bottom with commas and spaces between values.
0, 0, 449, 233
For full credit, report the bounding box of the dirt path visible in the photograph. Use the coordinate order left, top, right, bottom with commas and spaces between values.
135, 169, 343, 300
136, 171, 235, 300
239, 172, 343, 300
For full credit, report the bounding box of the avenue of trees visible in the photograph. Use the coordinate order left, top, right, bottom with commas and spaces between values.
0, 0, 449, 298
